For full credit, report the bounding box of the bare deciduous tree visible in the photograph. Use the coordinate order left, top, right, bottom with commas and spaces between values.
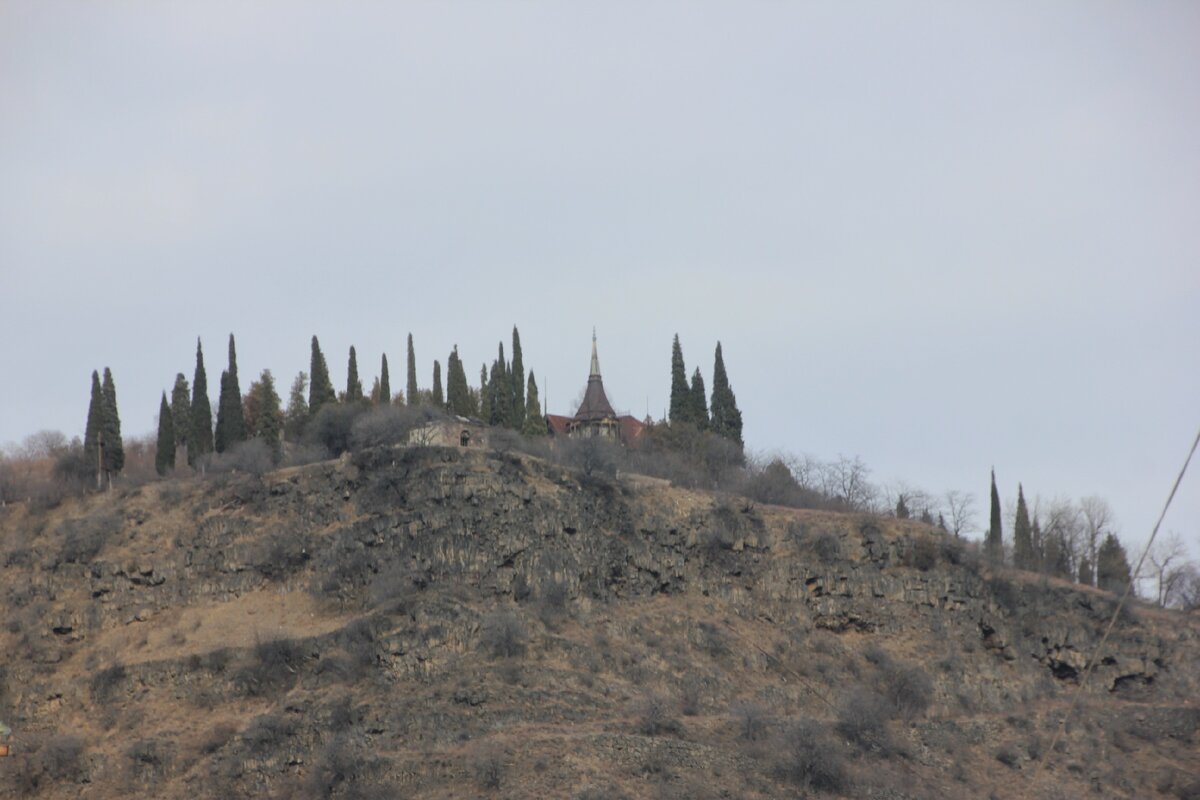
943, 490, 976, 537
821, 455, 875, 511
1079, 495, 1115, 584
1142, 533, 1189, 607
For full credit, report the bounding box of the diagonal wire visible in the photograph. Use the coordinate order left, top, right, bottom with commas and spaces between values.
1033, 425, 1200, 783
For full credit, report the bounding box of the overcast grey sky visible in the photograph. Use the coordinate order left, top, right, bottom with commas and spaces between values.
2, 2, 1197, 554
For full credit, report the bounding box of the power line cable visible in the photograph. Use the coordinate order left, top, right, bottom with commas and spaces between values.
1032, 425, 1200, 783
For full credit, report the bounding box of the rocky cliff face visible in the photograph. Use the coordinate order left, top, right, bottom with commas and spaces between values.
1, 446, 1197, 799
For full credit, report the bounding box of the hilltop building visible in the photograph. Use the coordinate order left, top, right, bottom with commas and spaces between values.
546, 333, 647, 447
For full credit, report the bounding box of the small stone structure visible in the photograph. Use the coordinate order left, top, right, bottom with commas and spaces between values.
407, 416, 489, 449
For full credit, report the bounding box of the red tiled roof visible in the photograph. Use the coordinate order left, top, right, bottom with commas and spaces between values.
546, 415, 572, 436
618, 415, 648, 447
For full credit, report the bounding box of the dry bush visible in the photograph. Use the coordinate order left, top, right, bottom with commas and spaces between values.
635, 693, 683, 737
90, 663, 127, 703
903, 536, 938, 571
241, 714, 297, 757
836, 687, 892, 752
58, 512, 121, 565
732, 701, 772, 742
472, 743, 506, 790
235, 636, 303, 697
480, 610, 528, 659
774, 719, 848, 793
811, 531, 842, 563
38, 735, 86, 782
880, 662, 934, 720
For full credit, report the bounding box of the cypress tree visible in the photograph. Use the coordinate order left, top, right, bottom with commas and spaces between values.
406, 333, 418, 406
101, 367, 124, 477
487, 359, 509, 427
252, 369, 283, 463
689, 367, 709, 429
170, 373, 190, 466
345, 346, 364, 403
447, 346, 472, 416
155, 391, 175, 475
190, 339, 214, 464
1013, 484, 1034, 570
523, 371, 546, 436
379, 353, 391, 406
1096, 534, 1132, 594
284, 372, 309, 442
669, 334, 690, 424
895, 496, 911, 520
479, 364, 492, 423
510, 326, 524, 428
308, 336, 336, 414
84, 370, 104, 483
431, 360, 444, 408
214, 334, 245, 453
985, 469, 1003, 562
937, 512, 948, 532
709, 342, 743, 445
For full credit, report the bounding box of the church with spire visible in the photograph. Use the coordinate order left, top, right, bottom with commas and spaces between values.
545, 332, 647, 446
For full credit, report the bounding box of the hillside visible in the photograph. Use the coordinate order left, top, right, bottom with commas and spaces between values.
0, 445, 1197, 799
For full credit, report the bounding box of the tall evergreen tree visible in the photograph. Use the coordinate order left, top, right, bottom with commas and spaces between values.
284, 372, 309, 442
170, 373, 190, 463
689, 367, 709, 429
406, 333, 419, 406
895, 495, 911, 520
214, 334, 245, 453
1096, 533, 1132, 594
709, 342, 743, 445
155, 392, 175, 475
510, 326, 524, 428
84, 370, 104, 482
1013, 484, 1034, 570
479, 364, 492, 423
985, 469, 1003, 562
308, 336, 336, 414
523, 371, 546, 436
251, 369, 284, 463
447, 346, 472, 416
190, 339, 214, 465
345, 346, 364, 403
487, 359, 509, 427
669, 334, 690, 425
431, 360, 444, 408
101, 367, 124, 477
378, 353, 391, 406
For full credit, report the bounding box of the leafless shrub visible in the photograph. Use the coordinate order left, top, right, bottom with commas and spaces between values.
472, 743, 506, 790
480, 610, 527, 659
635, 693, 683, 737
38, 735, 86, 781
680, 675, 703, 716
836, 687, 892, 751
811, 531, 841, 563
200, 723, 237, 754
732, 701, 771, 742
881, 662, 934, 720
241, 714, 297, 757
903, 536, 938, 571
90, 663, 127, 703
59, 512, 121, 565
774, 719, 848, 792
126, 739, 171, 782
235, 635, 303, 697
208, 439, 273, 475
